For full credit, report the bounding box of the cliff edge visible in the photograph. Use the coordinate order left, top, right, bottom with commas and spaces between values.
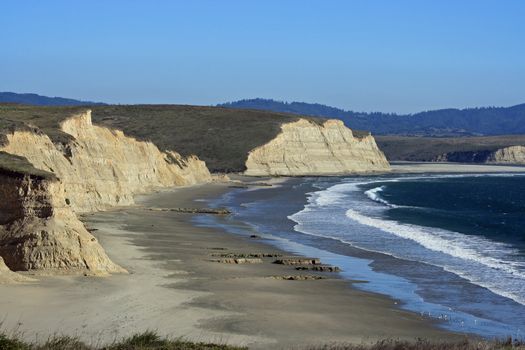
0, 105, 389, 280
433, 145, 525, 164
245, 119, 390, 176
0, 110, 211, 277
376, 135, 525, 163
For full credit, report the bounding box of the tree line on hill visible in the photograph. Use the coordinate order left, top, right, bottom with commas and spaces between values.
219, 98, 525, 136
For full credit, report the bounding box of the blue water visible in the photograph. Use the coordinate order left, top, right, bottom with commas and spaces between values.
196, 174, 525, 338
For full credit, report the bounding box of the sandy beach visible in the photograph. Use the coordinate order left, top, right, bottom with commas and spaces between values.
0, 178, 461, 349
13, 161, 525, 346
391, 162, 525, 173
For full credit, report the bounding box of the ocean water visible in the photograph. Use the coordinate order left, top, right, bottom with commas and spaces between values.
196, 174, 525, 338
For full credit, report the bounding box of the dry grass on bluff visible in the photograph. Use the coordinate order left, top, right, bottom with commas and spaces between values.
0, 104, 372, 173
0, 104, 318, 173
376, 135, 525, 162
1, 332, 524, 350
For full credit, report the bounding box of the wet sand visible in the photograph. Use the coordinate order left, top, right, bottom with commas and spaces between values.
0, 181, 458, 349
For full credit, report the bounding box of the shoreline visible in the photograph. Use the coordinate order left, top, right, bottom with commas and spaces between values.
9, 161, 523, 347
390, 162, 525, 173
0, 179, 457, 349
132, 181, 460, 347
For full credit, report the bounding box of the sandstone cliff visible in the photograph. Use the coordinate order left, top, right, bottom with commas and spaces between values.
0, 106, 389, 280
433, 146, 525, 164
244, 119, 390, 176
486, 146, 525, 164
0, 256, 33, 283
0, 110, 211, 277
375, 135, 525, 163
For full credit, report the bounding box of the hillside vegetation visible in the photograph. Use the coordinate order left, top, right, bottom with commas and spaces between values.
0, 104, 335, 173
220, 98, 525, 136
376, 135, 525, 161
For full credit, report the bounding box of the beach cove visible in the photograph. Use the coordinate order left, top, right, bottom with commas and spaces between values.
0, 176, 458, 349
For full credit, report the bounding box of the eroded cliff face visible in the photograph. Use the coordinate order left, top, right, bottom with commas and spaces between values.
433, 146, 525, 164
0, 110, 211, 276
2, 111, 210, 212
0, 256, 34, 283
0, 173, 124, 274
487, 146, 525, 164
244, 119, 390, 176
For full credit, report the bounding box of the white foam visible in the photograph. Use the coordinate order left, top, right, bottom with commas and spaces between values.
364, 186, 397, 207
344, 208, 525, 305
289, 173, 525, 306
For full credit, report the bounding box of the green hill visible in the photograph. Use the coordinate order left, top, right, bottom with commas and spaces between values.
0, 92, 105, 106
220, 98, 525, 136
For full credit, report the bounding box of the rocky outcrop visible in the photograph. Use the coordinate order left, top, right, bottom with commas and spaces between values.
211, 258, 263, 264
433, 146, 525, 164
273, 257, 322, 265
244, 119, 390, 176
432, 151, 493, 163
0, 172, 124, 275
146, 207, 230, 215
0, 256, 33, 284
270, 275, 325, 281
487, 146, 525, 164
2, 111, 210, 213
0, 110, 211, 276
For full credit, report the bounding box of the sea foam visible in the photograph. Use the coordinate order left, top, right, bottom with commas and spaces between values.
289, 174, 525, 306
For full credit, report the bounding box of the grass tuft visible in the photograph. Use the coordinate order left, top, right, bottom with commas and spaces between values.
39, 335, 90, 350
0, 333, 30, 350
107, 331, 164, 349
1, 331, 524, 350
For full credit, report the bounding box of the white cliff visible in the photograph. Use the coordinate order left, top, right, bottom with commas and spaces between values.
245, 119, 390, 176
0, 110, 211, 276
487, 146, 525, 164
433, 145, 525, 164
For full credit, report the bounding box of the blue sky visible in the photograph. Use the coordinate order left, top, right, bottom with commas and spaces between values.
1, 0, 524, 113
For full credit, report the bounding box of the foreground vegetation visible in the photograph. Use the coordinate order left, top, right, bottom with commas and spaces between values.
0, 331, 247, 350
1, 332, 524, 350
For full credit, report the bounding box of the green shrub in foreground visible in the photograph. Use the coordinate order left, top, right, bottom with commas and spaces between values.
0, 331, 247, 350
0, 331, 524, 350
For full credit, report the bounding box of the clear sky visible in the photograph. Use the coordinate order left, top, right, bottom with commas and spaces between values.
1, 0, 524, 113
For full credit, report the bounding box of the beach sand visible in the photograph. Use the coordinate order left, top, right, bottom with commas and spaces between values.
391, 162, 525, 173
0, 180, 459, 349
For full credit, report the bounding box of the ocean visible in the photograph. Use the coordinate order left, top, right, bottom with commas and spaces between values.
197, 173, 525, 338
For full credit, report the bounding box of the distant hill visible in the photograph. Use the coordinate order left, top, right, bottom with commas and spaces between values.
219, 98, 525, 136
0, 92, 105, 106
375, 134, 525, 162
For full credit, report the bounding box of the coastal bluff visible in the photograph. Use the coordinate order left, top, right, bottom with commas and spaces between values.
0, 109, 211, 277
0, 104, 389, 280
376, 135, 525, 164
433, 145, 525, 164
245, 119, 389, 176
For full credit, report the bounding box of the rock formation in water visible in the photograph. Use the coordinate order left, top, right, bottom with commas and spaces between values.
0, 110, 211, 277
245, 119, 390, 176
